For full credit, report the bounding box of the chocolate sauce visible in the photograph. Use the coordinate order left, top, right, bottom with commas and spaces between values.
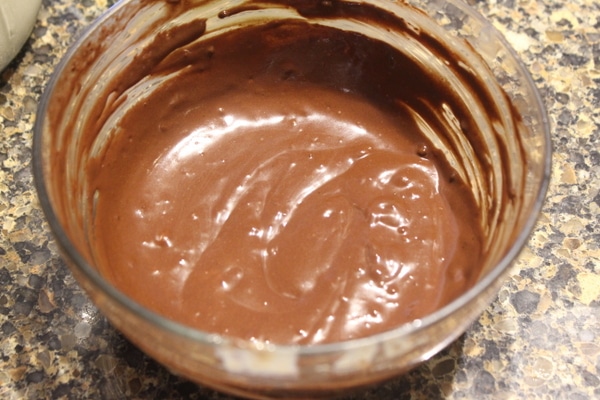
85, 10, 487, 344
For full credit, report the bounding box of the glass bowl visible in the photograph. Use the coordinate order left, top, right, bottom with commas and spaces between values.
33, 0, 551, 398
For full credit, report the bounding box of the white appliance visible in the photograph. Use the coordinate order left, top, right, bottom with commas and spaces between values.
0, 0, 42, 71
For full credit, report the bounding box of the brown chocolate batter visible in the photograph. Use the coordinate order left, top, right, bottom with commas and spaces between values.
88, 16, 484, 344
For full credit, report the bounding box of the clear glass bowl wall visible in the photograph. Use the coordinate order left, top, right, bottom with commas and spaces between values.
33, 0, 550, 398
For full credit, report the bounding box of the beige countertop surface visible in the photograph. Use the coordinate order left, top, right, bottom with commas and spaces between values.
1, 0, 599, 398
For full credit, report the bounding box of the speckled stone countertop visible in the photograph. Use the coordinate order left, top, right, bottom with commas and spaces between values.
0, 0, 598, 398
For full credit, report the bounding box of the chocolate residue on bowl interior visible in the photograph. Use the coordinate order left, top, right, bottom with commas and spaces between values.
50, 0, 525, 345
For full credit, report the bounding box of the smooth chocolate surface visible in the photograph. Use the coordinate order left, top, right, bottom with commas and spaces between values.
87, 17, 484, 344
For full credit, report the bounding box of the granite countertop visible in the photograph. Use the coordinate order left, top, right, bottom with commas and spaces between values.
1, 0, 599, 398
